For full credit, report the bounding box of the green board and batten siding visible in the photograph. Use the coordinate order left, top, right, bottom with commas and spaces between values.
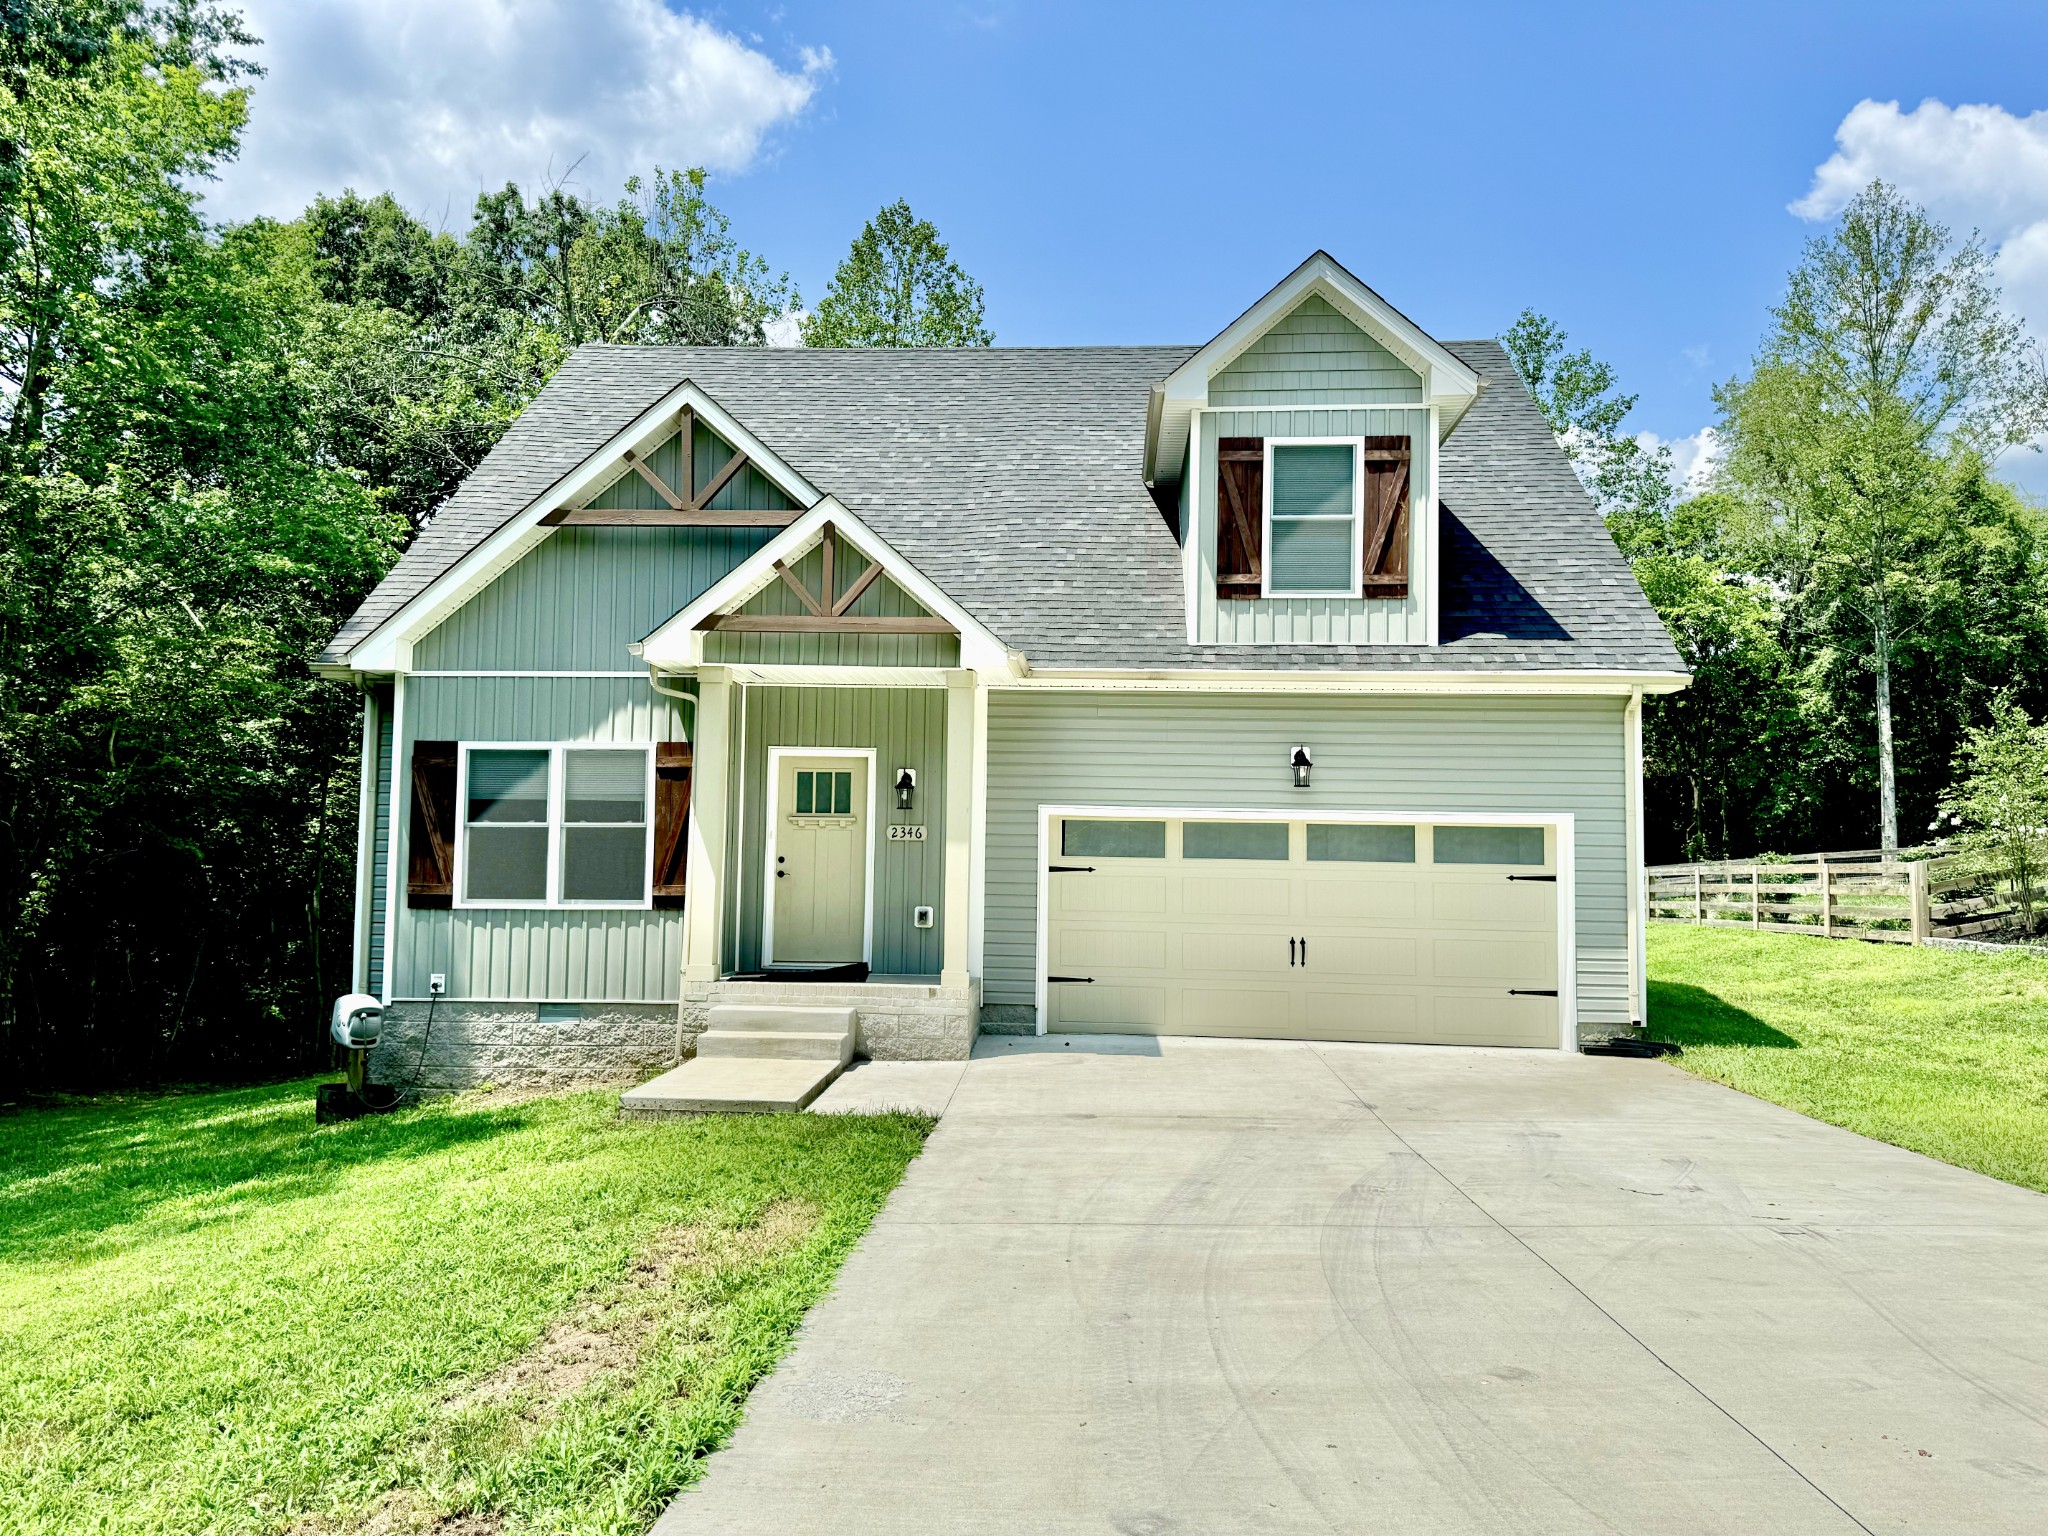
1191, 297, 1430, 646
728, 686, 949, 976
982, 691, 1633, 1030
386, 678, 690, 1001
1209, 294, 1423, 407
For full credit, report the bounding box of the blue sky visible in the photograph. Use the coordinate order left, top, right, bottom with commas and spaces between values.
217, 1, 2048, 486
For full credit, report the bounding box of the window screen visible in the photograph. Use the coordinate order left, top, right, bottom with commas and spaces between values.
1061, 819, 1166, 858
1267, 443, 1356, 595
562, 750, 647, 902
1182, 821, 1289, 860
1307, 823, 1415, 863
466, 750, 549, 900
1431, 825, 1546, 866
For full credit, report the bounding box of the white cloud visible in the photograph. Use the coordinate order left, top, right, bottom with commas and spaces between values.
1638, 427, 1722, 498
211, 1, 830, 225
1793, 99, 2048, 333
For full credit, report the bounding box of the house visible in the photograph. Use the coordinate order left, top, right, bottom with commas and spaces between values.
317, 252, 1687, 1094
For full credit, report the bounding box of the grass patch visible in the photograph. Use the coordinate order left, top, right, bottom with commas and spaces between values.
1647, 925, 2048, 1192
0, 1079, 930, 1536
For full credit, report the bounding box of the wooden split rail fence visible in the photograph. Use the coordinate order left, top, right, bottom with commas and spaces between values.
1647, 849, 2043, 946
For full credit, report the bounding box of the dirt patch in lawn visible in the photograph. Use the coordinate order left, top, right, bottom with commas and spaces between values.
451, 1198, 819, 1416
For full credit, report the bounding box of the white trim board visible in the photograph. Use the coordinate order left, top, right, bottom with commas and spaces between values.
1030, 804, 1578, 1052
380, 674, 406, 1005
761, 746, 878, 967
335, 380, 822, 677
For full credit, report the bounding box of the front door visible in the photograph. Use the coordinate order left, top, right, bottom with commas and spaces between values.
768, 755, 870, 964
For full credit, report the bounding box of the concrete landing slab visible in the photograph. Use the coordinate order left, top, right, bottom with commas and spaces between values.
807, 1059, 969, 1117
620, 1056, 842, 1115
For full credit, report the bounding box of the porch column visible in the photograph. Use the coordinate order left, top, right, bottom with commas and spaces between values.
941, 669, 976, 990
683, 667, 732, 986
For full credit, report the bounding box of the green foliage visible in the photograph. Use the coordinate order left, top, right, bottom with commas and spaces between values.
1647, 926, 2048, 1194
1499, 307, 1674, 545
802, 199, 991, 347
1936, 696, 2048, 936
0, 1079, 930, 1534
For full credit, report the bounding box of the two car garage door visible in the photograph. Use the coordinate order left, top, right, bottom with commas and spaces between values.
1046, 815, 1561, 1049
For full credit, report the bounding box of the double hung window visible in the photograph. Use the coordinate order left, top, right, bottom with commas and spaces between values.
459, 745, 652, 907
1264, 439, 1362, 597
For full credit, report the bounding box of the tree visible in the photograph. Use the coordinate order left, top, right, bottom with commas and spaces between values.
1718, 182, 2048, 854
801, 199, 991, 347
1500, 308, 1675, 551
1936, 696, 2048, 937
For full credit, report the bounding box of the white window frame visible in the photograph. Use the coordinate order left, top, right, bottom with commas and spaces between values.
453, 742, 656, 911
1261, 435, 1365, 599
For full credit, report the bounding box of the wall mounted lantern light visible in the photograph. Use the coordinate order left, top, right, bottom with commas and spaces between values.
1290, 746, 1313, 789
895, 767, 917, 811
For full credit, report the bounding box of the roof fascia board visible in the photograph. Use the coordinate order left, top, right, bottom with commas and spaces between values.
639, 495, 1013, 672
343, 379, 821, 674
1004, 668, 1690, 697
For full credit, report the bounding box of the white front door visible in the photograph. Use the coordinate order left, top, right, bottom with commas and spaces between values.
768, 754, 871, 965
1047, 815, 1560, 1047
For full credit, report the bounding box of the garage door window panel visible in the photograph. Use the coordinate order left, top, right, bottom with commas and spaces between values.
1063, 819, 1166, 858
1307, 823, 1416, 863
1432, 825, 1547, 866
1182, 821, 1290, 860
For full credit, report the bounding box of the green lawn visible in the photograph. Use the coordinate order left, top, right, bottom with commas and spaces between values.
1648, 925, 2048, 1193
0, 1081, 929, 1536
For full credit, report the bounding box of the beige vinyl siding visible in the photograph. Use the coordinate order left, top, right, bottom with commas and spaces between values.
1210, 294, 1423, 407
391, 677, 689, 1000
414, 526, 770, 671
729, 686, 949, 976
1194, 407, 1430, 645
703, 542, 961, 668
983, 691, 1631, 1035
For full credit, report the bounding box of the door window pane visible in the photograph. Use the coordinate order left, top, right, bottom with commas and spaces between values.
1268, 443, 1356, 595
832, 771, 852, 815
796, 770, 814, 815
1062, 819, 1166, 858
1307, 823, 1415, 863
1182, 821, 1289, 860
794, 768, 854, 817
1432, 825, 1546, 866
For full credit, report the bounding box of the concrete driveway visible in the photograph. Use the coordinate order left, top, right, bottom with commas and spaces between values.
657, 1036, 2048, 1535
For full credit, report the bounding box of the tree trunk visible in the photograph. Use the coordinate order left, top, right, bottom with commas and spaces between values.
1875, 613, 1898, 856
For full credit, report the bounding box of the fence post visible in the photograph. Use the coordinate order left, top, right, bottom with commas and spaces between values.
1693, 868, 1703, 924
1909, 860, 1930, 945
1753, 866, 1761, 928
1819, 856, 1833, 938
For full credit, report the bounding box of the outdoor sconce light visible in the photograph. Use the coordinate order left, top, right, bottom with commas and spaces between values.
895, 767, 917, 811
1290, 746, 1313, 789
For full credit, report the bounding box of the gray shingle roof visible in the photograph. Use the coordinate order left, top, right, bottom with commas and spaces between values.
320, 339, 1683, 675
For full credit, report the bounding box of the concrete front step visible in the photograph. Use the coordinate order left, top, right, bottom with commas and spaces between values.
706, 1004, 856, 1035
620, 1056, 844, 1116
695, 1028, 853, 1063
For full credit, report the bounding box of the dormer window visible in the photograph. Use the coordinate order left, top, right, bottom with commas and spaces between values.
1266, 439, 1363, 597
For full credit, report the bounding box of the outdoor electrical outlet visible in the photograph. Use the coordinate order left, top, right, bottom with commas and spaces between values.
913, 905, 934, 929
429, 973, 446, 996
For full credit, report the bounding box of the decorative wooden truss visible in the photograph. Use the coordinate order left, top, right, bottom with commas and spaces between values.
542, 406, 798, 527
696, 523, 956, 634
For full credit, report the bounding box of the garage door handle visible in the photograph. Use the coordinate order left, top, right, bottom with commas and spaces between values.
1507, 875, 1557, 882
1048, 865, 1096, 873
1510, 988, 1559, 996
1048, 975, 1094, 984
1289, 937, 1297, 966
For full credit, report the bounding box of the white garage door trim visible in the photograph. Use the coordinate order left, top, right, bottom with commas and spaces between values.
1032, 806, 1577, 1051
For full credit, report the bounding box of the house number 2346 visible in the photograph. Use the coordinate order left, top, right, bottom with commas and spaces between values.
887, 825, 927, 842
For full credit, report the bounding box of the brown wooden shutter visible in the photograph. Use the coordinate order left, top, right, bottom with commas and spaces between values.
651, 742, 693, 909
1360, 435, 1411, 599
1215, 437, 1264, 601
406, 741, 457, 908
